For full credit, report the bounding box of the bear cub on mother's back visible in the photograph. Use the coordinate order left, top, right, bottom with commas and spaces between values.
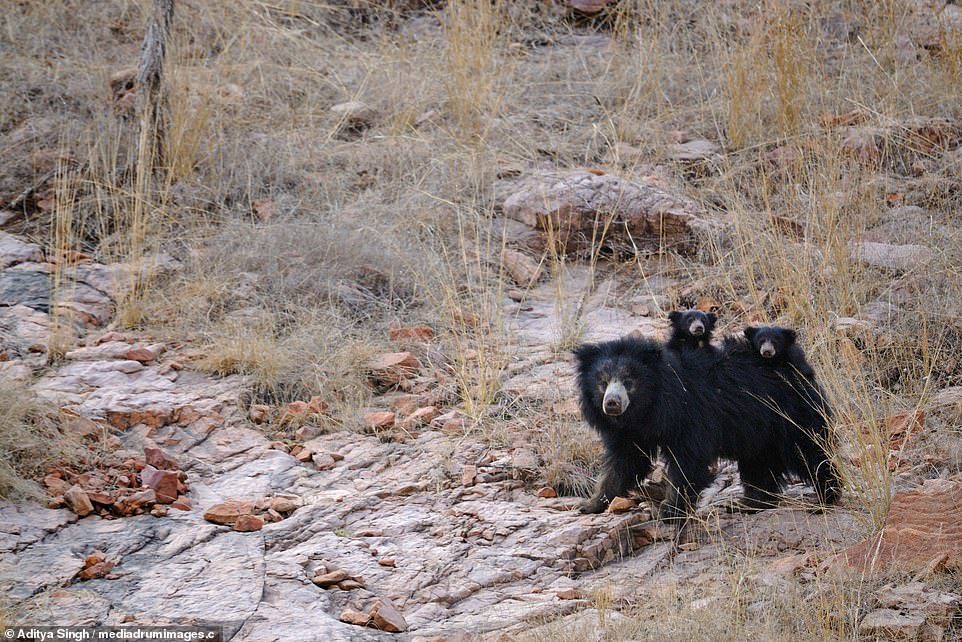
744, 325, 815, 379
667, 309, 717, 352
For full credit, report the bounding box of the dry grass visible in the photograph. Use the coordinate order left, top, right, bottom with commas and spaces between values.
4, 0, 962, 636
0, 386, 76, 501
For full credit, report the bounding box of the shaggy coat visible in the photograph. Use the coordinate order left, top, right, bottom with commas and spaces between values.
574, 336, 838, 520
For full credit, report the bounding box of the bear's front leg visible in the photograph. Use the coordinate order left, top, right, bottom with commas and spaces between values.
580, 448, 652, 514
660, 451, 714, 525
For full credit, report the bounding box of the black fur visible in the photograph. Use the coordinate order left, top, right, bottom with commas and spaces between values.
573, 336, 838, 523
667, 309, 717, 352
744, 326, 816, 380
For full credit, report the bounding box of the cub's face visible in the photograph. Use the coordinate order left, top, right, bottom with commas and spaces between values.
744, 326, 796, 359
669, 310, 717, 338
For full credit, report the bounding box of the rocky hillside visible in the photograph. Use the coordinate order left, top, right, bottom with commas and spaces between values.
2, 1, 962, 640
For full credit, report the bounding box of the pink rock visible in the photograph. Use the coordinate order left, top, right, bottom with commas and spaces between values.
249, 404, 270, 424
607, 496, 635, 513
363, 411, 395, 431
64, 485, 94, 517
462, 465, 477, 487
401, 406, 438, 429
339, 609, 370, 626
140, 465, 179, 503
144, 447, 178, 471
367, 352, 420, 387
233, 515, 265, 532
203, 499, 253, 526
370, 599, 408, 633
388, 325, 434, 342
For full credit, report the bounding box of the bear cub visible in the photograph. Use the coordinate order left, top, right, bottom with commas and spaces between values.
744, 325, 815, 379
667, 309, 717, 352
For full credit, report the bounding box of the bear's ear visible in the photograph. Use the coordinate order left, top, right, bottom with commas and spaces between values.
668, 311, 682, 324
572, 343, 601, 366
706, 312, 717, 325
783, 328, 797, 345
744, 326, 758, 340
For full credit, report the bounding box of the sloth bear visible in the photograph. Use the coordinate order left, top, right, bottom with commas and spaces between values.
744, 325, 816, 380
574, 336, 838, 521
667, 309, 717, 352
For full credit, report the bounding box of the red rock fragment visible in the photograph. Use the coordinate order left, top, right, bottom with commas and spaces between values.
44, 475, 72, 496
270, 496, 299, 513
462, 465, 477, 487
401, 406, 438, 430
125, 347, 157, 363
140, 465, 179, 503
77, 551, 115, 580
370, 599, 408, 633
293, 447, 314, 463
62, 416, 104, 441
536, 487, 558, 498
339, 609, 370, 626
388, 325, 434, 342
144, 447, 178, 471
64, 485, 94, 517
363, 411, 395, 431
313, 569, 350, 587
827, 478, 962, 575
887, 410, 925, 449
233, 515, 265, 532
307, 396, 330, 415
249, 404, 270, 424
203, 499, 253, 526
607, 496, 635, 513
126, 489, 156, 511
367, 352, 420, 387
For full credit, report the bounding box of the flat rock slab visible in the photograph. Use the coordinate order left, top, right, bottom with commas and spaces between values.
0, 264, 51, 310
0, 303, 52, 357
0, 231, 42, 267
828, 478, 962, 574
502, 170, 715, 255
851, 241, 936, 271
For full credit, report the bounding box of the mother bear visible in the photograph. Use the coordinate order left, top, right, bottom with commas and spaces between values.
573, 336, 839, 521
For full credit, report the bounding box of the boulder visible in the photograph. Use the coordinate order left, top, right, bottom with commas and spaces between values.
367, 352, 420, 388
203, 500, 253, 526
502, 170, 713, 256
851, 241, 935, 271
139, 466, 179, 504
64, 485, 94, 517
828, 478, 962, 574
0, 232, 43, 267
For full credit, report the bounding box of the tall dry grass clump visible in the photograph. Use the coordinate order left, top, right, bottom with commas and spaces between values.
0, 387, 72, 500
442, 0, 507, 139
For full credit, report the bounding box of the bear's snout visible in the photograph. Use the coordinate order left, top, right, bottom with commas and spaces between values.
602, 380, 629, 416
688, 320, 705, 336
759, 340, 776, 358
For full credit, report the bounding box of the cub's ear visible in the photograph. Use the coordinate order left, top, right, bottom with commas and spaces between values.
573, 343, 601, 366
668, 311, 682, 323
744, 326, 759, 340
783, 328, 798, 344
706, 312, 718, 325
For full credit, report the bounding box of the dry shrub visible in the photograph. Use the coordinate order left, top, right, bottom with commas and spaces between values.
0, 386, 77, 500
